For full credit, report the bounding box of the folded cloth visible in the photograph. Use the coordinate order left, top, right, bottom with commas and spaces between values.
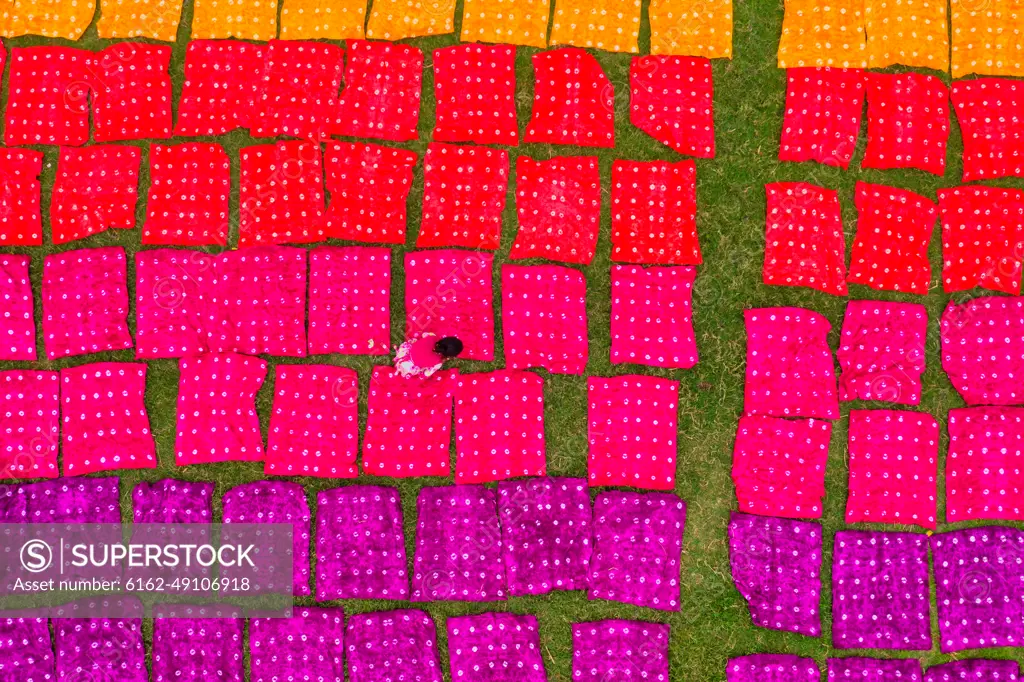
365, 0, 454, 40
0, 614, 53, 681
51, 145, 142, 244
308, 246, 391, 355
946, 406, 1024, 523
550, 0, 641, 53
134, 249, 215, 360
777, 0, 867, 68
143, 143, 230, 246
174, 40, 267, 136
323, 142, 417, 244
764, 182, 848, 296
4, 47, 91, 146
250, 40, 344, 141
938, 186, 1024, 295
611, 160, 701, 264
863, 72, 950, 176
512, 156, 601, 264
152, 605, 243, 682
951, 78, 1024, 182
925, 659, 1021, 681
334, 40, 423, 141
0, 255, 37, 359
0, 150, 43, 245
726, 654, 820, 682
238, 141, 325, 248
827, 658, 923, 681
90, 43, 172, 142
610, 265, 698, 368
133, 479, 213, 523
54, 599, 146, 682
460, 0, 549, 46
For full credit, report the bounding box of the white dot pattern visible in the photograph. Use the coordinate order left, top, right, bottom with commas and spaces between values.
550, 0, 642, 53
345, 610, 442, 682
950, 0, 1024, 79
952, 78, 1024, 183
308, 245, 391, 355
826, 657, 922, 681
925, 659, 1021, 681
335, 39, 424, 142
630, 56, 715, 159
238, 141, 326, 248
134, 249, 214, 360
0, 255, 36, 360
91, 43, 173, 143
151, 606, 243, 682
433, 44, 518, 146
0, 370, 59, 480
54, 611, 145, 682
0, 617, 52, 682
4, 46, 91, 147
250, 40, 345, 141
250, 607, 345, 682
611, 160, 701, 264
947, 406, 1024, 523
610, 265, 698, 369
863, 71, 950, 176
447, 613, 546, 682
51, 145, 142, 245
938, 185, 1024, 295
3, 477, 121, 524
502, 264, 589, 375
940, 295, 1024, 406
571, 620, 669, 682
779, 67, 866, 169
727, 654, 819, 682
0, 150, 43, 246
525, 48, 614, 147
838, 300, 928, 405
174, 40, 268, 137
132, 478, 213, 523
144, 143, 230, 246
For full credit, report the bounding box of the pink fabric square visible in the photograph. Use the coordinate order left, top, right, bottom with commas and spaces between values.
5, 46, 92, 147
744, 307, 839, 419
502, 264, 588, 375
779, 67, 866, 169
42, 247, 133, 360
732, 415, 831, 519
60, 362, 155, 477
266, 364, 359, 478
525, 48, 614, 148
0, 255, 36, 361
947, 406, 1024, 523
447, 613, 546, 682
174, 40, 267, 137
610, 265, 698, 369
51, 145, 142, 245
454, 370, 546, 484
838, 301, 928, 405
610, 159, 700, 265
418, 143, 509, 250
362, 366, 458, 478
764, 182, 848, 296
0, 149, 44, 245
175, 352, 267, 465
144, 143, 230, 246
134, 249, 214, 360
938, 186, 1024, 295
863, 72, 950, 176
630, 55, 715, 158
846, 409, 939, 530
239, 141, 326, 248
941, 295, 1024, 406
250, 40, 344, 141
405, 250, 494, 362
208, 246, 307, 357
511, 156, 601, 265
0, 371, 59, 480
308, 246, 390, 356
91, 43, 173, 143
433, 44, 518, 146
952, 78, 1024, 183
334, 40, 423, 141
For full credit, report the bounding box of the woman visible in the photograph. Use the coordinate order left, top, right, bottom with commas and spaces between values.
394, 333, 463, 378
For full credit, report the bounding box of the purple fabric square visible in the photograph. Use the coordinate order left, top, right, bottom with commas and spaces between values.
931, 526, 1024, 652
588, 491, 686, 612
727, 654, 820, 682
926, 660, 1020, 681
412, 485, 506, 602
134, 249, 215, 359
54, 598, 145, 682
572, 620, 669, 682
1, 477, 121, 523
0, 370, 59, 480
827, 657, 922, 681
250, 607, 345, 682
0, 615, 53, 682
315, 485, 408, 601
132, 479, 214, 523
447, 613, 546, 682
497, 477, 592, 596
832, 530, 931, 650
0, 255, 36, 361
346, 609, 442, 682
152, 605, 243, 682
728, 511, 822, 637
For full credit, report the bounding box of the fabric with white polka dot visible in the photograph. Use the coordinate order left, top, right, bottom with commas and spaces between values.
134, 250, 213, 360
151, 605, 243, 682
250, 607, 345, 682
0, 256, 36, 360
950, 0, 1024, 78
54, 602, 146, 682
726, 654, 819, 682
174, 41, 267, 137
827, 657, 923, 681
91, 43, 173, 143
777, 0, 867, 68
952, 78, 1024, 183
550, 0, 641, 53
433, 44, 518, 147
0, 371, 59, 480
324, 142, 417, 244
864, 72, 949, 176
144, 143, 230, 246
0, 151, 43, 245
925, 659, 1020, 681
611, 160, 701, 264
938, 186, 1024, 295
940, 295, 1024, 406
0, 477, 120, 523
764, 181, 848, 296
51, 146, 141, 245
610, 265, 698, 369
239, 141, 326, 248
779, 67, 866, 169
946, 406, 1024, 523
447, 612, 547, 682
650, 0, 733, 58
250, 40, 344, 141
630, 56, 716, 158
571, 620, 669, 681
5, 47, 91, 147
525, 48, 614, 148
308, 245, 391, 355
334, 40, 424, 142
838, 300, 927, 405
0, 617, 53, 681
345, 609, 442, 682
418, 143, 508, 250
460, 0, 549, 47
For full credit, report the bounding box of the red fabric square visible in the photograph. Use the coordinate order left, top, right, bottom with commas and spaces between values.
847, 181, 936, 295
433, 44, 518, 146
51, 145, 142, 245
417, 143, 509, 250
838, 301, 928, 405
174, 40, 267, 137
744, 307, 839, 419
405, 250, 494, 362
525, 48, 614, 147
362, 366, 458, 478
0, 149, 43, 246
334, 39, 423, 142
0, 255, 36, 361
266, 365, 358, 478
630, 56, 715, 158
42, 247, 133, 360
0, 370, 59, 480
308, 246, 391, 356
610, 159, 700, 265
60, 362, 155, 477
610, 265, 698, 369
846, 409, 939, 530
940, 296, 1024, 406
779, 67, 866, 169
511, 156, 601, 265
250, 40, 344, 141
938, 185, 1024, 295
323, 141, 416, 244
764, 182, 848, 296
588, 375, 678, 491
134, 249, 215, 360
863, 72, 950, 176
952, 78, 1024, 183
91, 43, 173, 143
208, 246, 307, 357
175, 352, 267, 465
4, 46, 92, 147
454, 369, 546, 484
502, 264, 588, 375
239, 141, 326, 248
144, 143, 230, 246
732, 415, 831, 519
947, 406, 1024, 523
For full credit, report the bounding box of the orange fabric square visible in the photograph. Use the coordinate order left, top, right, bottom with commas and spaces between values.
366, 0, 455, 40
550, 0, 641, 53
191, 0, 277, 39
649, 0, 733, 58
0, 0, 93, 39
281, 0, 366, 38
951, 0, 1024, 78
778, 0, 867, 68
864, 0, 948, 71
97, 0, 184, 41
460, 0, 550, 47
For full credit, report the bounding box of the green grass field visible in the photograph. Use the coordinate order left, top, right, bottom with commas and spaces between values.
2, 0, 1024, 679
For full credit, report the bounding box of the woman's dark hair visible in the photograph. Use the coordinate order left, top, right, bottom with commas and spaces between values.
434, 336, 464, 359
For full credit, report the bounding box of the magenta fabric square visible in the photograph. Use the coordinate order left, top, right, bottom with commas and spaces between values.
588, 491, 686, 611
827, 658, 923, 681
744, 307, 839, 419
316, 485, 408, 601
346, 610, 442, 682
525, 48, 615, 148
250, 607, 345, 682
433, 44, 518, 146
502, 264, 588, 375
832, 530, 932, 650
91, 44, 172, 142
175, 352, 267, 465
572, 620, 669, 682
941, 296, 1024, 406
838, 300, 928, 405
42, 247, 132, 360
151, 605, 243, 682
266, 365, 358, 478
728, 512, 822, 637
0, 477, 120, 524
334, 40, 424, 142
727, 654, 820, 682
0, 255, 36, 361
498, 477, 591, 596
134, 249, 215, 360
60, 362, 155, 477
610, 265, 698, 368
0, 371, 59, 480
405, 250, 494, 361
308, 246, 390, 356
447, 613, 545, 682
926, 660, 1020, 681
947, 406, 1024, 523
133, 479, 213, 523
54, 609, 146, 682
0, 615, 53, 681
250, 40, 344, 141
